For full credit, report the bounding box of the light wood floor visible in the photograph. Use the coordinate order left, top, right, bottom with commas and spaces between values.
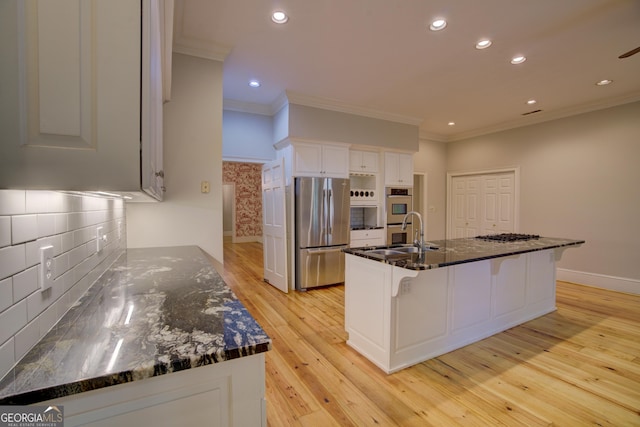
220, 241, 640, 426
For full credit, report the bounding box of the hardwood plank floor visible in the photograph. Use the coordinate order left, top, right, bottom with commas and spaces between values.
220, 241, 640, 426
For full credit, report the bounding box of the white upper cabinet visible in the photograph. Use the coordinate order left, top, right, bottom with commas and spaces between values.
349, 150, 379, 174
384, 152, 414, 187
291, 141, 349, 178
0, 0, 167, 200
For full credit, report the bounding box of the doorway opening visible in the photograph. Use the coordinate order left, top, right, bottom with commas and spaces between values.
223, 183, 236, 243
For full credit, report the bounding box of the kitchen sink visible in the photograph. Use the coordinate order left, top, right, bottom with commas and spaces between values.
367, 249, 406, 256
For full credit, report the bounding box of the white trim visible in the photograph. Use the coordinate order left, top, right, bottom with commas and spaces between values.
557, 268, 639, 295
446, 167, 520, 239
222, 155, 270, 164
419, 91, 640, 143
234, 236, 263, 244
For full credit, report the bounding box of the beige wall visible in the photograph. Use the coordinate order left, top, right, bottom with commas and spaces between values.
414, 139, 448, 240
127, 53, 224, 263
435, 101, 640, 292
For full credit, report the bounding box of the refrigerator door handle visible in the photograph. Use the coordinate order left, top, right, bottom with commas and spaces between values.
304, 246, 348, 255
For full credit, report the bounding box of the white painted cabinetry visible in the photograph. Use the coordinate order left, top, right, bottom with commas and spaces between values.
0, 0, 166, 200
345, 249, 558, 373
289, 141, 350, 178
41, 354, 266, 427
349, 150, 379, 174
350, 228, 385, 248
384, 152, 414, 186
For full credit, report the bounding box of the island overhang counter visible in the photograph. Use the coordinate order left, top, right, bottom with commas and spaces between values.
343, 236, 584, 374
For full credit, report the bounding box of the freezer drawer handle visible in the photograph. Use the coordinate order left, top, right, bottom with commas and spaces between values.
305, 247, 346, 255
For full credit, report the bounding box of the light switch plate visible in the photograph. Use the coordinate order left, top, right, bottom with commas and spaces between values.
40, 245, 54, 291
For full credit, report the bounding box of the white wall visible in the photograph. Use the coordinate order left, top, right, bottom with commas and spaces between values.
127, 53, 224, 263
0, 190, 125, 380
443, 101, 640, 293
223, 110, 276, 162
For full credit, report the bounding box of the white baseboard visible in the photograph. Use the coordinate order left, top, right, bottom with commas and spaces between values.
557, 268, 639, 295
233, 236, 263, 244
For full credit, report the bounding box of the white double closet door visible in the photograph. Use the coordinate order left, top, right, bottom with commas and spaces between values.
449, 171, 517, 238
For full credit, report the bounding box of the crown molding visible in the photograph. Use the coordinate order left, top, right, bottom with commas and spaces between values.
172, 0, 231, 61
421, 91, 640, 143
173, 37, 231, 62
223, 99, 274, 116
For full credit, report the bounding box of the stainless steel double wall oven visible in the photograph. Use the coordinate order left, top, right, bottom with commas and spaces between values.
385, 187, 413, 244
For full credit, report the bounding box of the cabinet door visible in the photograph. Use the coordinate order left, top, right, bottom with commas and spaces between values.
361, 151, 379, 173
350, 150, 379, 174
0, 0, 141, 191
292, 142, 323, 176
141, 0, 165, 200
322, 144, 349, 178
349, 151, 364, 173
384, 152, 413, 186
397, 153, 414, 185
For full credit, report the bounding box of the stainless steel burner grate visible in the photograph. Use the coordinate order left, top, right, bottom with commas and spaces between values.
475, 233, 540, 242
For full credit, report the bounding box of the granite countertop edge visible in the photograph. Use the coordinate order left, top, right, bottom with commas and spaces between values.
0, 246, 271, 405
344, 237, 585, 270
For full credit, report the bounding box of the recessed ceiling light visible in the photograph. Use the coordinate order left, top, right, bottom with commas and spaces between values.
448, 121, 456, 126
248, 80, 261, 88
430, 19, 447, 31
476, 39, 492, 49
595, 79, 613, 86
526, 99, 537, 105
510, 55, 526, 64
271, 11, 288, 24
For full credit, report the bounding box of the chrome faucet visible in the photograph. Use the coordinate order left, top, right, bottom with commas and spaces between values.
402, 211, 424, 259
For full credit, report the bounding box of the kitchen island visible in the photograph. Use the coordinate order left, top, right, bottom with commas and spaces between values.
344, 236, 584, 374
0, 246, 271, 426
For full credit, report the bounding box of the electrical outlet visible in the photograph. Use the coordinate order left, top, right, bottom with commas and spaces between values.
400, 279, 411, 295
96, 226, 106, 253
40, 245, 54, 291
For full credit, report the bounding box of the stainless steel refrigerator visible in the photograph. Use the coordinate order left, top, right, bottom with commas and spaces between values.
295, 177, 350, 290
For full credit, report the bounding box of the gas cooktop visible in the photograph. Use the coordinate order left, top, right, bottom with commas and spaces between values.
475, 233, 540, 242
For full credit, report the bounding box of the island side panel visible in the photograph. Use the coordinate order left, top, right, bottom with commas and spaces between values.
345, 254, 394, 372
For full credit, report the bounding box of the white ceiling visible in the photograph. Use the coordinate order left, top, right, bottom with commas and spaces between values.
173, 0, 640, 141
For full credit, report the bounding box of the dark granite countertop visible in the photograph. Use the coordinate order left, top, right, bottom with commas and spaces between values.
345, 237, 585, 270
0, 246, 271, 405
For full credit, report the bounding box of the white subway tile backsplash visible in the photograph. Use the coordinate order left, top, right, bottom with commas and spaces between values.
12, 266, 38, 303
54, 213, 68, 234
0, 245, 26, 280
0, 338, 15, 381
0, 189, 126, 380
0, 217, 11, 248
14, 318, 40, 362
0, 300, 27, 345
37, 214, 56, 238
0, 278, 12, 313
11, 215, 38, 245
0, 190, 26, 216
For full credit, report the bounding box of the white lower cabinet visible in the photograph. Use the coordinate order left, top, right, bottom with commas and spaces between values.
345, 249, 557, 373
350, 228, 385, 247
41, 354, 266, 427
